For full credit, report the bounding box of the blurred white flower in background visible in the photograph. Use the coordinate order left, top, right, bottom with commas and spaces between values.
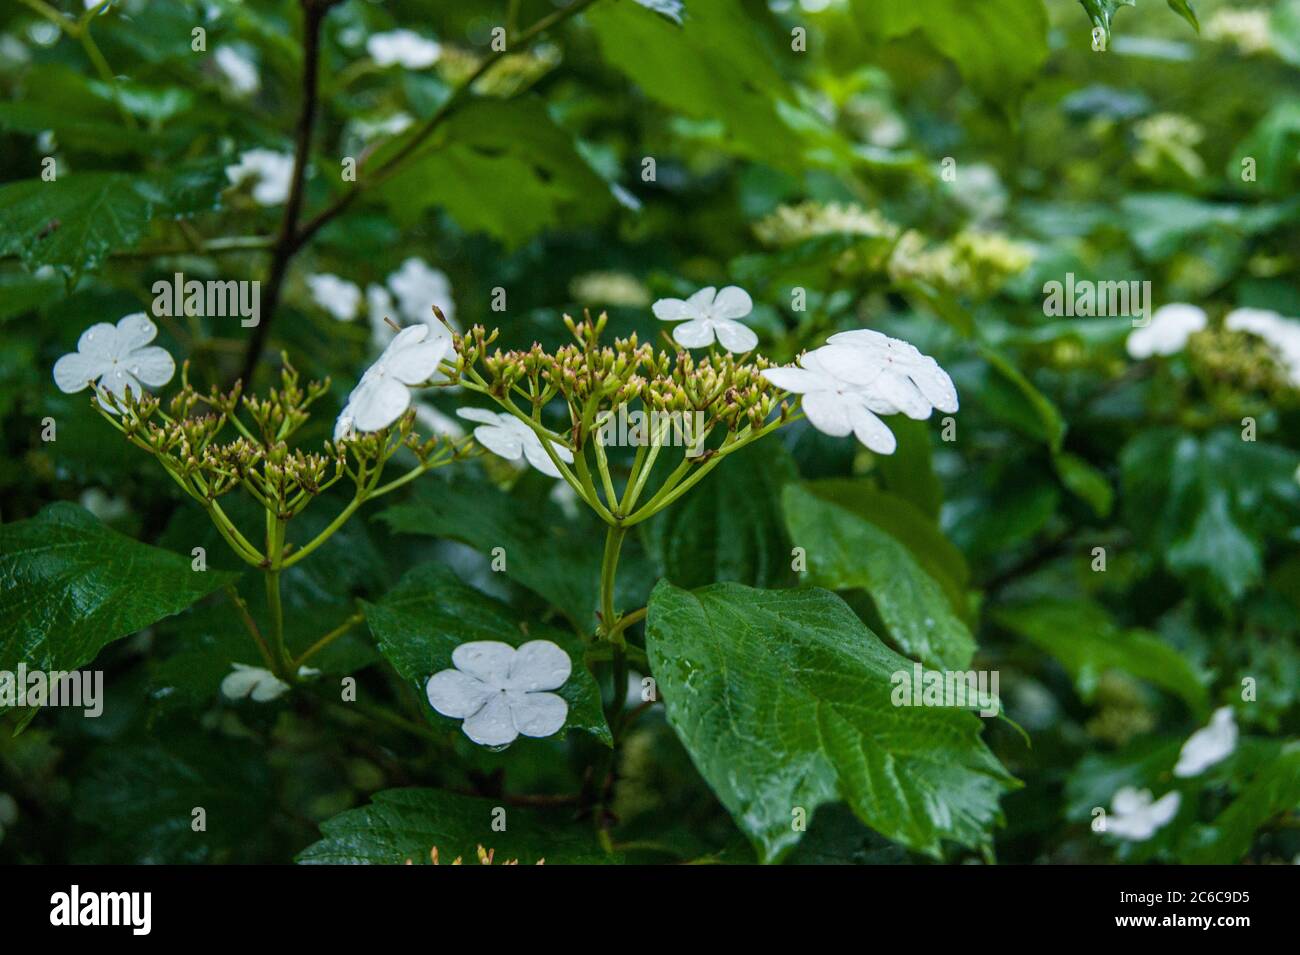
78, 487, 130, 524
225, 148, 294, 205
335, 324, 451, 438
388, 256, 456, 328
1205, 8, 1273, 56
426, 640, 571, 747
1225, 307, 1300, 386
307, 273, 362, 322
1126, 303, 1206, 359
1107, 787, 1180, 841
214, 45, 260, 97
350, 111, 414, 142
367, 30, 441, 69
653, 285, 758, 352
1174, 706, 1238, 777
53, 314, 175, 407
457, 408, 574, 478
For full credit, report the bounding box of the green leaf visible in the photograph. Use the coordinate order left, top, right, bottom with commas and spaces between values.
1187, 743, 1300, 863
587, 0, 796, 167
1053, 450, 1114, 517
964, 346, 1066, 451
1076, 0, 1135, 42
994, 598, 1208, 714
852, 0, 1049, 106
783, 483, 974, 668
875, 416, 944, 519
640, 442, 797, 590
376, 475, 601, 630
1166, 0, 1199, 33
1120, 429, 1300, 605
375, 98, 612, 248
362, 561, 611, 746
645, 582, 1016, 862
72, 727, 274, 863
0, 502, 238, 682
298, 787, 611, 864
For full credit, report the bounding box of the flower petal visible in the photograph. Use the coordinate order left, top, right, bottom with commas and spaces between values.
506, 690, 567, 738
809, 344, 890, 387
53, 352, 108, 394
461, 692, 517, 746
426, 669, 493, 719
349, 375, 412, 432
761, 365, 831, 394
113, 313, 159, 353
710, 286, 753, 320
386, 336, 449, 384
123, 345, 176, 387
671, 319, 716, 349
76, 322, 118, 358
521, 433, 564, 477
848, 403, 897, 454
910, 356, 959, 413
686, 286, 717, 315
801, 391, 854, 437
474, 423, 524, 462
451, 640, 515, 686
98, 366, 147, 401
712, 318, 758, 353
456, 406, 503, 426
506, 640, 571, 692
652, 297, 691, 321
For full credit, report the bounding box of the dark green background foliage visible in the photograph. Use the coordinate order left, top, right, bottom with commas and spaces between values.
1, 0, 1298, 865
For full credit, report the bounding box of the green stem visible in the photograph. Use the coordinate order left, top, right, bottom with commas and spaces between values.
599, 525, 626, 641
295, 612, 364, 668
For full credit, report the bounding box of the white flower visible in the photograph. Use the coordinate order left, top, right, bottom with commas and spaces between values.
367, 30, 441, 69
53, 313, 175, 407
821, 329, 960, 418
220, 664, 319, 703
79, 487, 130, 523
653, 285, 758, 352
225, 148, 294, 206
388, 257, 456, 329
306, 273, 361, 322
1126, 303, 1206, 359
335, 324, 452, 438
762, 348, 900, 454
1107, 787, 1181, 841
214, 45, 260, 96
761, 331, 957, 454
426, 640, 571, 747
350, 111, 414, 142
457, 408, 574, 478
1225, 307, 1300, 386
1174, 706, 1238, 777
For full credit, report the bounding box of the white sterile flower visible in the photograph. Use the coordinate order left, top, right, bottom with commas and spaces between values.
307, 273, 361, 322
762, 348, 900, 454
388, 257, 456, 328
653, 285, 758, 352
53, 313, 175, 407
1107, 787, 1181, 841
221, 664, 320, 703
214, 45, 260, 97
426, 640, 571, 747
225, 148, 294, 206
367, 30, 441, 69
1126, 303, 1206, 359
335, 324, 451, 438
457, 408, 574, 477
1174, 706, 1238, 778
821, 329, 959, 419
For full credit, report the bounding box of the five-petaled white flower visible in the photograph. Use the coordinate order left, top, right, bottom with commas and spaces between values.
307, 273, 362, 322
1126, 303, 1206, 359
1106, 787, 1180, 841
653, 285, 758, 352
426, 640, 571, 747
220, 664, 319, 703
335, 324, 451, 438
456, 408, 575, 478
53, 313, 175, 407
225, 148, 294, 206
367, 30, 442, 69
1174, 706, 1237, 778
